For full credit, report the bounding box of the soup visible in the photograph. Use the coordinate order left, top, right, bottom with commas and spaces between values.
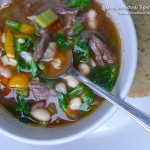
0, 0, 121, 127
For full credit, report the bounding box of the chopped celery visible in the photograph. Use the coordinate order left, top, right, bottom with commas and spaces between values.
35, 9, 58, 28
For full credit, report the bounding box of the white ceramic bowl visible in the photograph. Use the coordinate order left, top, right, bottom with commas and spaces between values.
0, 0, 137, 145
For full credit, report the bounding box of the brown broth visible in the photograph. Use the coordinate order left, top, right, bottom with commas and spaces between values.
0, 0, 121, 127
41, 51, 71, 78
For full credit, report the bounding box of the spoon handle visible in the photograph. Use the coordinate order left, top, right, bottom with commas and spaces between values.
71, 68, 150, 132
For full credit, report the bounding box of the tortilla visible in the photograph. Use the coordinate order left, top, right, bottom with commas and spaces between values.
124, 0, 150, 97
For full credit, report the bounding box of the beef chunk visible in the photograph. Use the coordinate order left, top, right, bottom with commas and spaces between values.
29, 80, 57, 101
64, 15, 76, 35
55, 8, 79, 36
31, 101, 46, 111
89, 34, 117, 66
56, 7, 79, 15
34, 0, 66, 15
33, 33, 50, 62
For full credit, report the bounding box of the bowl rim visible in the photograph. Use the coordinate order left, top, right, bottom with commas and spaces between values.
0, 0, 138, 145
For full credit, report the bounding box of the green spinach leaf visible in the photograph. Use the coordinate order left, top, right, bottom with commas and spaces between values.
17, 57, 39, 78
16, 95, 31, 115
16, 56, 27, 72
56, 33, 70, 51
14, 37, 33, 54
74, 41, 90, 63
91, 66, 119, 91
38, 76, 56, 87
82, 87, 94, 105
64, 0, 92, 8
74, 20, 84, 35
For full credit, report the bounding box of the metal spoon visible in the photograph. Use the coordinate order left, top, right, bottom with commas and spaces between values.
46, 51, 150, 132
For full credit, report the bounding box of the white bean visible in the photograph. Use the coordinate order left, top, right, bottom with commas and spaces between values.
1, 33, 5, 43
20, 51, 33, 62
8, 58, 17, 66
49, 42, 57, 51
90, 59, 96, 68
87, 9, 98, 30
63, 75, 79, 88
18, 38, 25, 44
51, 58, 61, 69
1, 55, 17, 67
0, 83, 5, 90
0, 50, 2, 57
87, 9, 97, 19
27, 15, 36, 21
55, 82, 67, 95
69, 97, 82, 110
1, 55, 10, 66
78, 63, 90, 75
31, 108, 51, 122
42, 42, 57, 62
0, 67, 12, 78
88, 21, 97, 30
38, 63, 45, 70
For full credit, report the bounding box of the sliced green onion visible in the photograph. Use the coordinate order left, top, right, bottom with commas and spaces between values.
35, 9, 58, 28
28, 60, 39, 78
6, 20, 22, 30
67, 84, 83, 98
58, 93, 68, 112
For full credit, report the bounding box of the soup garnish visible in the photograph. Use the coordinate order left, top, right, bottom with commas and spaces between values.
0, 0, 121, 127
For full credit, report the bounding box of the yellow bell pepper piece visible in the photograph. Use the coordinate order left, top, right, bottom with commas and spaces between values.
5, 31, 15, 58
20, 24, 35, 34
9, 73, 30, 88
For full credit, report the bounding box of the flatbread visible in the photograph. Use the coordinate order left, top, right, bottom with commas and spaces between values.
124, 0, 150, 97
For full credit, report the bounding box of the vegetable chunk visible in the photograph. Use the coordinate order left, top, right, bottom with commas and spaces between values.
5, 31, 15, 58
35, 9, 58, 28
9, 73, 30, 88
64, 0, 92, 8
